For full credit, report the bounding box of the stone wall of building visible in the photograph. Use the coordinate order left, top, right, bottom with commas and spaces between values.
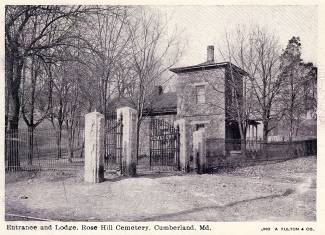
175, 69, 227, 168
176, 69, 226, 120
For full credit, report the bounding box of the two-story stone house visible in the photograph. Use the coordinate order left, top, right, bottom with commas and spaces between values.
136, 46, 262, 170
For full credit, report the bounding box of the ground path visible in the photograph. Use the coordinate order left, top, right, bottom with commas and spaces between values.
5, 156, 316, 221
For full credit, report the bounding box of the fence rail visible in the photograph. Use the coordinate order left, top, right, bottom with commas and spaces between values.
207, 138, 316, 170
5, 128, 85, 172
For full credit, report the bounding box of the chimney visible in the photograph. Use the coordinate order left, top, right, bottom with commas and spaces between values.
207, 45, 214, 63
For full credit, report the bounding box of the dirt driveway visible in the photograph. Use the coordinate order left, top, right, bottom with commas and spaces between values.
5, 157, 316, 221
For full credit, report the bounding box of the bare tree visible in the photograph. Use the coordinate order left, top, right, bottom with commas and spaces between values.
64, 63, 85, 162
46, 40, 92, 159
250, 28, 283, 141
218, 25, 282, 142
5, 6, 182, 168
125, 7, 182, 158
49, 60, 70, 159
21, 56, 51, 165
5, 5, 96, 169
79, 6, 132, 114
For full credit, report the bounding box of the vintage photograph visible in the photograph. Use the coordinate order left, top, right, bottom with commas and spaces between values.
5, 5, 317, 222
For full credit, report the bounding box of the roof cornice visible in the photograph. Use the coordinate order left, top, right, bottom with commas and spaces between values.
170, 62, 248, 75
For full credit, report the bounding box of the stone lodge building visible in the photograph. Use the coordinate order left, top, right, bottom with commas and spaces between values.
136, 45, 262, 170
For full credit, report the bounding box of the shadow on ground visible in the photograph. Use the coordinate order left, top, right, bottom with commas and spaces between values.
136, 188, 295, 221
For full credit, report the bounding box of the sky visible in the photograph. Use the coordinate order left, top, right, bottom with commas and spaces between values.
157, 5, 318, 67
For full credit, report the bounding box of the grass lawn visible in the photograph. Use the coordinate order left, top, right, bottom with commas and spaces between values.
5, 156, 316, 221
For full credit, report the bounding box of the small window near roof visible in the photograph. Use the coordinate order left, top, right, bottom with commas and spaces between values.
196, 85, 206, 104
196, 123, 205, 130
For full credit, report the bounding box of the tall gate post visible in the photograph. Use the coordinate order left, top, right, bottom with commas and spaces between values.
84, 111, 105, 183
174, 119, 189, 172
117, 106, 137, 177
193, 129, 207, 174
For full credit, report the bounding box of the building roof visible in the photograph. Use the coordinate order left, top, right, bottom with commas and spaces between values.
108, 92, 177, 116
170, 61, 248, 75
145, 92, 177, 116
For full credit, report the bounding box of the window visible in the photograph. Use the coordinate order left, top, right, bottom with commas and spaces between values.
196, 85, 206, 104
196, 123, 205, 130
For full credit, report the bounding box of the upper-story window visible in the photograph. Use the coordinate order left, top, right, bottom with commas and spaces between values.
195, 85, 206, 104
196, 123, 205, 130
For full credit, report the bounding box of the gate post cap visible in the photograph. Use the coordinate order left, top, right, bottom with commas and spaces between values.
85, 111, 104, 118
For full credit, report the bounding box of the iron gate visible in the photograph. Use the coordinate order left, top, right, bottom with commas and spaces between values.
149, 118, 180, 170
104, 113, 123, 172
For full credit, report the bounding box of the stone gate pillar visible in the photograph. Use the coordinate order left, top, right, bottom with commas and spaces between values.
193, 129, 207, 174
174, 119, 189, 172
117, 106, 137, 177
84, 111, 105, 183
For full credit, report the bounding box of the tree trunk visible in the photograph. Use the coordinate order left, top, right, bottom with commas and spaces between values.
238, 122, 247, 158
56, 125, 62, 159
68, 142, 73, 163
104, 119, 107, 159
263, 121, 268, 142
240, 138, 246, 157
136, 121, 140, 164
289, 113, 293, 143
262, 120, 269, 159
6, 52, 23, 170
7, 97, 20, 170
5, 81, 9, 132
28, 126, 34, 166
6, 128, 20, 171
68, 127, 74, 163
289, 125, 293, 143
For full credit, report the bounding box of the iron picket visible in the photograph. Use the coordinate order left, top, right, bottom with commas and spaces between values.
104, 114, 123, 173
149, 118, 180, 170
